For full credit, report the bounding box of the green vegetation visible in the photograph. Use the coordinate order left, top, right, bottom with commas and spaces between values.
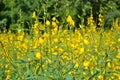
0, 0, 120, 80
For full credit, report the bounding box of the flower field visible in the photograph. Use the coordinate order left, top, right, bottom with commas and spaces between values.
0, 11, 120, 80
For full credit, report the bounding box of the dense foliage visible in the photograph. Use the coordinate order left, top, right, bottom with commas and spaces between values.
0, 0, 120, 31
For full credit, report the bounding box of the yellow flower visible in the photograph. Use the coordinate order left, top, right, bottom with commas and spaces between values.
5, 75, 11, 80
52, 17, 56, 21
17, 35, 24, 41
46, 59, 51, 65
116, 53, 120, 59
118, 38, 120, 42
98, 14, 103, 27
18, 29, 22, 34
5, 64, 9, 69
74, 62, 79, 69
68, 71, 72, 75
43, 32, 49, 38
53, 38, 58, 43
52, 52, 58, 55
84, 39, 89, 45
33, 21, 39, 34
40, 24, 45, 30
83, 61, 90, 69
107, 62, 111, 68
27, 57, 32, 61
61, 55, 69, 61
59, 48, 63, 53
52, 21, 57, 28
5, 70, 10, 74
68, 71, 75, 75
87, 14, 94, 27
79, 47, 84, 54
66, 15, 75, 27
82, 72, 87, 75
39, 37, 44, 44
46, 20, 50, 26
35, 52, 41, 59
70, 20, 75, 27
67, 15, 72, 23
32, 11, 37, 19
118, 74, 120, 80
98, 75, 103, 80
34, 21, 39, 27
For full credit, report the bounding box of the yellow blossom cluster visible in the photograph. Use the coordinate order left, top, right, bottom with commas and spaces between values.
67, 15, 75, 28
98, 13, 104, 27
0, 13, 120, 80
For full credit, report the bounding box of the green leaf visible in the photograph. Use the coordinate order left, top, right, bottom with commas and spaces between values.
64, 74, 73, 80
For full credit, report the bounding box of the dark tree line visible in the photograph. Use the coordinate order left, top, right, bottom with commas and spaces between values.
0, 0, 120, 31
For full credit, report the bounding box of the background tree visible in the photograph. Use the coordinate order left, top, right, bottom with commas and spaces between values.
0, 0, 120, 32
